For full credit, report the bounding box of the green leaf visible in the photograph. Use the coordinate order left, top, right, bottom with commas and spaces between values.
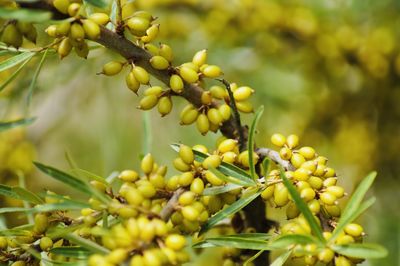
0, 117, 36, 132
243, 250, 264, 266
209, 167, 256, 187
203, 183, 243, 196
331, 243, 388, 259
26, 49, 49, 110
0, 184, 20, 199
330, 197, 376, 243
71, 168, 107, 184
270, 250, 292, 266
0, 54, 32, 92
65, 233, 109, 254
12, 186, 44, 204
248, 106, 264, 180
330, 172, 376, 243
193, 237, 271, 250
84, 0, 108, 8
0, 51, 35, 73
170, 143, 253, 181
279, 169, 324, 243
0, 8, 51, 22
200, 189, 262, 234
50, 247, 92, 258
270, 234, 320, 249
0, 207, 27, 214
0, 201, 90, 214
262, 157, 271, 176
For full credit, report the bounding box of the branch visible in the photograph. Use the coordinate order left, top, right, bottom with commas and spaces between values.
159, 187, 185, 221
256, 147, 295, 171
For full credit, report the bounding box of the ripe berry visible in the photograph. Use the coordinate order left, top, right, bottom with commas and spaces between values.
70, 23, 85, 42
202, 154, 221, 169
290, 153, 306, 168
139, 95, 158, 110
236, 101, 253, 113
150, 55, 169, 70
141, 154, 154, 174
102, 61, 123, 76
158, 97, 173, 116
196, 113, 210, 135
318, 248, 334, 263
344, 223, 364, 237
173, 158, 191, 172
179, 172, 194, 186
294, 168, 311, 181
179, 191, 195, 205
170, 74, 184, 93
2, 24, 22, 48
165, 234, 186, 251
67, 3, 81, 17
192, 49, 207, 66
319, 192, 338, 205
53, 0, 70, 14
209, 85, 227, 99
126, 72, 140, 93
132, 66, 150, 84
182, 206, 200, 221
261, 185, 275, 200
271, 134, 286, 147
286, 134, 300, 149
279, 147, 292, 160
179, 66, 199, 83
274, 183, 289, 207
336, 234, 355, 245
39, 237, 53, 251
298, 146, 316, 159
159, 44, 174, 62
201, 65, 222, 78
300, 187, 316, 202
141, 24, 160, 43
218, 139, 237, 153
89, 13, 110, 26
204, 170, 224, 186
233, 86, 254, 101
127, 17, 150, 34
335, 256, 353, 266
57, 38, 72, 59
82, 19, 100, 40
326, 185, 345, 198
190, 178, 204, 194
207, 108, 223, 125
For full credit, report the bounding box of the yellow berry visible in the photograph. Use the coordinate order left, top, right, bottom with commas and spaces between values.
56, 21, 71, 37
326, 186, 345, 198
190, 178, 204, 194
145, 43, 159, 55
132, 66, 150, 84
192, 49, 207, 66
57, 37, 72, 59
336, 235, 355, 245
150, 55, 170, 70
74, 42, 89, 59
261, 185, 275, 200
335, 256, 353, 266
286, 134, 300, 149
165, 234, 186, 251
319, 192, 337, 205
286, 202, 300, 219
219, 104, 231, 121
170, 74, 184, 93
141, 24, 159, 43
294, 168, 311, 181
126, 72, 140, 93
89, 13, 110, 26
202, 65, 222, 78
125, 188, 144, 205
300, 187, 316, 202
236, 101, 253, 113
279, 147, 292, 160
274, 183, 289, 207
233, 86, 254, 101
179, 145, 194, 164
2, 24, 22, 48
218, 139, 237, 153
39, 237, 53, 251
107, 249, 128, 264
271, 133, 286, 147
324, 167, 336, 178
144, 86, 163, 96
158, 96, 173, 116
204, 170, 224, 186
179, 172, 194, 186
141, 153, 154, 174
179, 191, 195, 206
82, 19, 101, 40
53, 0, 70, 14
325, 205, 341, 217
102, 61, 123, 76
210, 85, 227, 99
127, 17, 150, 35
180, 108, 199, 125
307, 199, 320, 214
159, 44, 174, 62
119, 170, 139, 182
196, 113, 210, 135
344, 223, 364, 237
139, 95, 158, 110
290, 153, 306, 168
323, 177, 337, 187
308, 176, 323, 189
318, 248, 334, 263
179, 66, 199, 83
70, 23, 85, 42
221, 151, 237, 163
298, 146, 316, 160
67, 3, 81, 17
207, 108, 223, 125
181, 206, 199, 221
33, 213, 49, 234
173, 158, 191, 172
202, 154, 221, 169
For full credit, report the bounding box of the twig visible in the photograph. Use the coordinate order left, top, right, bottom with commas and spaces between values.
159, 188, 185, 221
218, 79, 246, 151
256, 147, 295, 171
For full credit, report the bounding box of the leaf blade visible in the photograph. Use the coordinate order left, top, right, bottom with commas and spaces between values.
209, 166, 255, 187
248, 106, 264, 180
0, 51, 35, 73
0, 117, 36, 132
331, 243, 388, 259
270, 250, 292, 266
0, 8, 51, 22
12, 187, 44, 204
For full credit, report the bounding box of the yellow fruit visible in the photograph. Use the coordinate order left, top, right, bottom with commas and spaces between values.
218, 139, 237, 153
170, 74, 184, 93
201, 65, 222, 78
233, 86, 254, 101
318, 248, 334, 263
74, 42, 89, 59
127, 17, 150, 34
300, 187, 316, 202
89, 13, 110, 26
344, 223, 364, 237
201, 91, 212, 105
107, 249, 128, 264
141, 154, 154, 174
179, 172, 194, 186
139, 95, 158, 110
274, 183, 289, 207
236, 101, 253, 113
126, 72, 140, 93
290, 153, 306, 168
204, 170, 224, 186
336, 235, 355, 245
221, 151, 237, 163
56, 21, 71, 37
45, 25, 57, 37
119, 170, 139, 182
70, 23, 85, 42
196, 113, 210, 135
67, 3, 81, 17
271, 133, 286, 147
173, 158, 191, 172
179, 191, 195, 205
323, 177, 337, 187
180, 108, 199, 125
179, 145, 194, 164
39, 237, 53, 251
2, 24, 22, 47
82, 19, 101, 40
179, 66, 199, 83
307, 199, 320, 214
159, 44, 174, 62
286, 202, 300, 219
207, 108, 223, 125
141, 24, 159, 43
150, 55, 170, 70
53, 0, 70, 14
165, 234, 186, 251
145, 43, 159, 55
158, 97, 172, 116
181, 206, 199, 221
319, 192, 337, 205
261, 185, 275, 200
125, 188, 144, 205
190, 178, 204, 194
33, 213, 49, 234
325, 205, 341, 217
210, 85, 227, 99
294, 168, 311, 181
0, 237, 7, 249
298, 146, 316, 160
192, 49, 207, 66
326, 186, 345, 198
102, 61, 123, 76
144, 86, 163, 96
279, 147, 292, 160
286, 134, 300, 149
202, 155, 221, 169
132, 66, 150, 84
57, 37, 72, 59
219, 104, 231, 120
308, 176, 323, 189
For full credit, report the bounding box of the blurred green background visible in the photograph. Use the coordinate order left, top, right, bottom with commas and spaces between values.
1, 0, 399, 265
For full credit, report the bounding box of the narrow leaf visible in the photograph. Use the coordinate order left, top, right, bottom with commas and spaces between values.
193, 237, 271, 250
200, 189, 262, 234
50, 247, 92, 258
0, 8, 51, 22
331, 243, 388, 259
26, 49, 49, 110
248, 106, 264, 180
0, 52, 35, 73
270, 234, 320, 249
0, 117, 35, 132
65, 233, 109, 254
262, 157, 271, 176
71, 168, 107, 184
0, 55, 32, 92
203, 183, 243, 196
270, 250, 292, 266
209, 167, 255, 187
279, 169, 324, 243
12, 187, 43, 204
0, 184, 20, 199
84, 0, 108, 8
244, 250, 264, 266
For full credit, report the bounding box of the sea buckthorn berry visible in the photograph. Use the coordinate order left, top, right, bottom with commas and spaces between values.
180, 108, 199, 125
179, 191, 195, 206
53, 0, 70, 14
144, 86, 163, 96
201, 65, 222, 78
323, 177, 338, 187
170, 74, 184, 93
318, 248, 334, 263
298, 146, 316, 159
324, 167, 336, 178
286, 202, 300, 219
325, 205, 341, 217
173, 158, 191, 172
102, 61, 123, 76
315, 156, 328, 165
294, 168, 312, 181
201, 91, 212, 105
182, 206, 200, 221
179, 66, 199, 83
290, 153, 306, 168
326, 185, 345, 198
141, 24, 160, 43
45, 25, 57, 37
190, 178, 204, 194
40, 237, 53, 251
204, 170, 224, 186
130, 255, 145, 265
233, 86, 254, 101
301, 161, 318, 172
126, 72, 140, 93
179, 172, 194, 186
261, 185, 275, 200
236, 100, 253, 113
11, 261, 26, 266
218, 139, 237, 153
132, 66, 150, 84
138, 183, 156, 198
271, 133, 286, 147
274, 183, 289, 207
139, 95, 158, 110
308, 199, 321, 214
70, 23, 85, 42
314, 164, 326, 177
304, 255, 317, 265
279, 147, 292, 160
192, 49, 207, 66
125, 188, 144, 205
344, 223, 364, 237
150, 55, 170, 70
127, 17, 150, 34
179, 145, 194, 164
89, 13, 110, 26
320, 192, 337, 205
193, 144, 208, 154
166, 175, 179, 190
0, 237, 7, 249
67, 3, 81, 16
238, 151, 259, 168
182, 62, 199, 71
219, 104, 232, 121
207, 108, 223, 125
33, 213, 49, 234
107, 249, 128, 264
308, 176, 323, 189
165, 234, 186, 251
210, 85, 227, 99
158, 96, 173, 116
203, 155, 221, 169
141, 153, 154, 174
145, 43, 159, 55
196, 113, 210, 135
75, 42, 89, 59
336, 235, 355, 245
82, 19, 100, 39
159, 44, 174, 62
300, 187, 316, 202
56, 21, 71, 37
296, 181, 310, 192
335, 256, 353, 266
119, 170, 139, 182
221, 151, 236, 163
286, 134, 300, 149
58, 38, 72, 59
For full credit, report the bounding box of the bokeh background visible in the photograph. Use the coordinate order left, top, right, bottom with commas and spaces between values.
1, 0, 399, 265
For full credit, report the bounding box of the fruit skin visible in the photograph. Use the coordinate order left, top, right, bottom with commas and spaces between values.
82, 19, 101, 40
165, 234, 186, 251
150, 55, 170, 70
179, 145, 194, 164
344, 223, 363, 237
170, 74, 184, 93
158, 96, 173, 116
2, 24, 23, 48
179, 66, 199, 83
102, 61, 123, 76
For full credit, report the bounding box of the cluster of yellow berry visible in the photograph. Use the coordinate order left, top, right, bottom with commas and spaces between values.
1, 21, 37, 48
